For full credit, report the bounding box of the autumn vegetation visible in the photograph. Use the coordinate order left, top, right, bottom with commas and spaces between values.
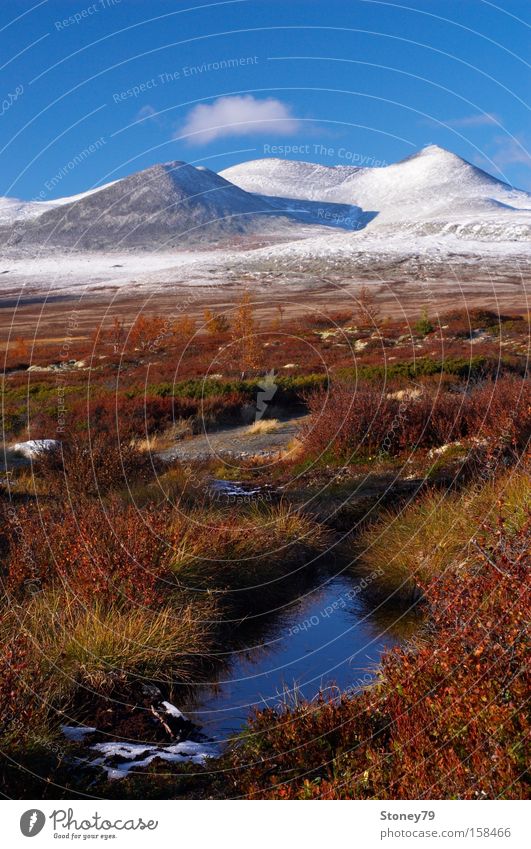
226, 478, 529, 799
1, 293, 529, 798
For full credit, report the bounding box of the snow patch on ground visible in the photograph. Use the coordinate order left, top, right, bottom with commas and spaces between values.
161, 701, 186, 720
209, 479, 262, 498
11, 439, 60, 458
61, 725, 97, 742
90, 739, 218, 780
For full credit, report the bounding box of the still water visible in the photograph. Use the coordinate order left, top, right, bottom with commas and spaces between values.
181, 573, 411, 742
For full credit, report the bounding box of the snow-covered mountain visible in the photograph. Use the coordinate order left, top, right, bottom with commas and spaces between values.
1, 146, 530, 258
0, 161, 314, 251
220, 145, 531, 241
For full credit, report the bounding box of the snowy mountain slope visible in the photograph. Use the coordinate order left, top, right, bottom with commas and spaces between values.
1, 146, 529, 258
220, 159, 362, 202
0, 180, 123, 224
220, 145, 531, 240
0, 162, 313, 251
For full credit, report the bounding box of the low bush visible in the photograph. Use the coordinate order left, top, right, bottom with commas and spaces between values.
299, 376, 530, 462
36, 434, 157, 499
4, 499, 174, 606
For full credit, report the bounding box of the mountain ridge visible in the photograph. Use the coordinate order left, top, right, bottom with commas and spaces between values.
1, 146, 530, 252
0, 160, 308, 251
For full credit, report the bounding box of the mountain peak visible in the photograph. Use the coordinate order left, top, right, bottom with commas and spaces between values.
419, 144, 453, 156
398, 144, 466, 166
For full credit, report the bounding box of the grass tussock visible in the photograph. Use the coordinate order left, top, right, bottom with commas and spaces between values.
351, 468, 530, 602
4, 592, 215, 698
246, 418, 281, 435
168, 501, 329, 606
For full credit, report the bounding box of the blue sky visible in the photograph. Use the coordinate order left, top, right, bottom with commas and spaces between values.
1, 0, 530, 200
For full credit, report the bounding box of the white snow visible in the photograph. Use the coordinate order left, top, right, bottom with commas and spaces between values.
220, 158, 363, 202
220, 145, 531, 239
92, 742, 153, 760
1, 223, 529, 298
0, 180, 123, 224
90, 739, 218, 779
210, 479, 262, 498
1, 146, 529, 296
12, 439, 60, 458
161, 700, 186, 720
61, 724, 97, 741
0, 250, 225, 293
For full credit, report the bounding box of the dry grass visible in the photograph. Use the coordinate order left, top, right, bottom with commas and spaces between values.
1, 467, 48, 497
120, 464, 210, 508
282, 437, 304, 459
246, 418, 281, 435
166, 501, 329, 609
352, 468, 530, 602
132, 420, 194, 453
2, 590, 217, 708
171, 501, 326, 568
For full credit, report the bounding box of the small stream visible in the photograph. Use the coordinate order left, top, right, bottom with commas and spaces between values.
70, 481, 417, 777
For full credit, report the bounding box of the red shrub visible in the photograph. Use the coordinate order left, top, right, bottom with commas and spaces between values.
468, 375, 531, 449
300, 376, 530, 461
36, 433, 157, 497
4, 500, 173, 607
300, 382, 397, 459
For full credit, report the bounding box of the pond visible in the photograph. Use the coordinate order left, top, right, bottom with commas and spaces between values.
72, 566, 419, 779
180, 571, 412, 742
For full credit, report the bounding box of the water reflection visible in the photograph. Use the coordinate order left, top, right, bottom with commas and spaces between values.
180, 573, 419, 741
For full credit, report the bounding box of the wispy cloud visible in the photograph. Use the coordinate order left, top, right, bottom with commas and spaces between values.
420, 112, 500, 128
489, 135, 530, 168
135, 103, 166, 128
136, 104, 157, 121
446, 112, 501, 128
473, 134, 530, 186
176, 95, 302, 144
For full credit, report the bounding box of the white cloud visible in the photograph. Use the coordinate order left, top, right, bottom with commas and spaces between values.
473, 134, 530, 172
472, 134, 530, 187
420, 113, 500, 128
446, 112, 500, 128
490, 135, 530, 168
176, 95, 302, 144
136, 104, 157, 121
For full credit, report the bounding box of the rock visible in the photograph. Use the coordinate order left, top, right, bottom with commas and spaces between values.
138, 682, 162, 700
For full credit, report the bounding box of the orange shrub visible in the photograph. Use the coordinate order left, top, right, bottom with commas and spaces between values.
4, 499, 173, 607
